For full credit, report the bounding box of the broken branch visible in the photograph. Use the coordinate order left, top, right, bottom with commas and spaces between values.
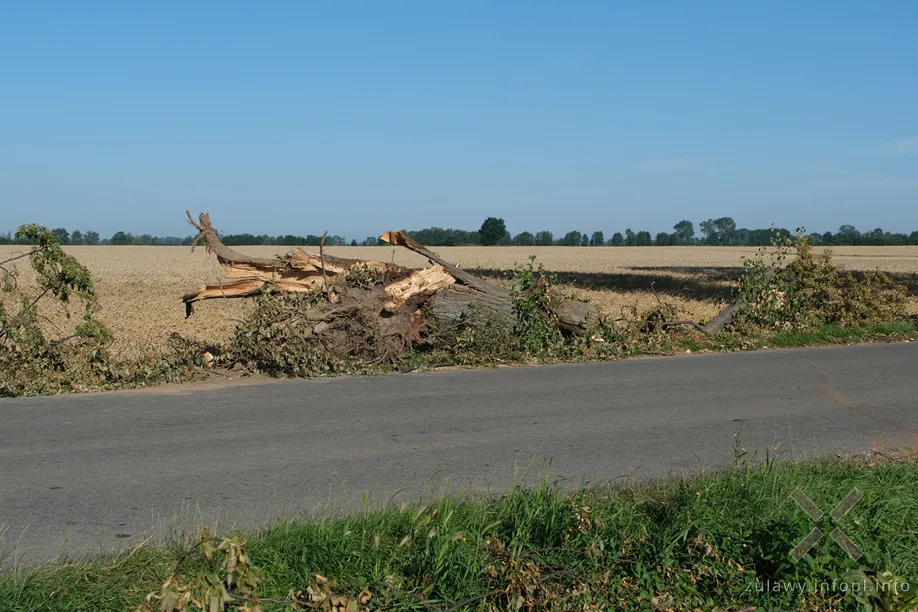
319, 230, 330, 298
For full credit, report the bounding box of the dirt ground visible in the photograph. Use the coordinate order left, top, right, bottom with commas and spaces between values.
2, 245, 917, 358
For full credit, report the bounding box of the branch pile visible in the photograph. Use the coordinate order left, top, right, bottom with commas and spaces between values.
181, 212, 598, 364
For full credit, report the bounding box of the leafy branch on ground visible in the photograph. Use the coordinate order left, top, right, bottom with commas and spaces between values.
734, 229, 908, 331
0, 225, 199, 397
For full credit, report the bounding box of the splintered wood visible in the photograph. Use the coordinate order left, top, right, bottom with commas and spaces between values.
383, 265, 455, 312
180, 211, 403, 315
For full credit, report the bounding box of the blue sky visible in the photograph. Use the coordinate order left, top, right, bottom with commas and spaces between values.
2, 1, 917, 239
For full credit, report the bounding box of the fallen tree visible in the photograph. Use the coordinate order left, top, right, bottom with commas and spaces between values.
181, 211, 599, 364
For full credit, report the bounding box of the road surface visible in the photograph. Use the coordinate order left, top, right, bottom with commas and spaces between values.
2, 343, 917, 565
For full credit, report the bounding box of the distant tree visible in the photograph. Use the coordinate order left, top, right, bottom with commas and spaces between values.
513, 231, 535, 246
70, 230, 84, 245
672, 220, 695, 245
716, 217, 737, 244
580, 233, 589, 246
110, 231, 131, 245
654, 232, 671, 246
609, 232, 624, 246
362, 236, 381, 246
699, 217, 737, 245
410, 227, 481, 245
51, 228, 70, 244
636, 231, 652, 246
837, 225, 860, 245
590, 230, 604, 246
479, 217, 507, 246
350, 239, 358, 246
747, 228, 772, 246
821, 231, 835, 246
733, 228, 751, 246
864, 228, 885, 246
223, 233, 259, 246
561, 230, 583, 246
910, 231, 918, 245
534, 230, 554, 246
699, 220, 715, 244
624, 229, 636, 246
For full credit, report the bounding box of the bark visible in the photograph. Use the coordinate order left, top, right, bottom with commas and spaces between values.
429, 284, 513, 327
699, 302, 743, 335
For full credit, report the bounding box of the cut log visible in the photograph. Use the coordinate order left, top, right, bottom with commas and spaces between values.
429, 284, 512, 327
544, 293, 600, 334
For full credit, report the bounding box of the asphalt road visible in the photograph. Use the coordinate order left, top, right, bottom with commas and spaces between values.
2, 343, 917, 565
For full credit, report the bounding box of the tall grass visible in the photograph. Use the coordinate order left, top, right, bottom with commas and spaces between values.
2, 452, 917, 611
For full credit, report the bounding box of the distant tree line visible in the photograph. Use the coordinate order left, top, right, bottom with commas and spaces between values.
0, 228, 348, 247
404, 217, 918, 247
219, 233, 348, 247
2, 218, 917, 247
0, 228, 195, 246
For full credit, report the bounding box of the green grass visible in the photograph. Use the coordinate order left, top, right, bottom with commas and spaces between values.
762, 320, 918, 348
3, 452, 918, 611
666, 319, 918, 357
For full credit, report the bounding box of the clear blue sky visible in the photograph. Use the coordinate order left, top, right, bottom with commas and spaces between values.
2, 1, 917, 239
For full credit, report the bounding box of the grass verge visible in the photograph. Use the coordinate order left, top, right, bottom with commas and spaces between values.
667, 319, 918, 357
2, 450, 917, 611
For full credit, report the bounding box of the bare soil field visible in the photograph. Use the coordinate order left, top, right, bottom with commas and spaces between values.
3, 245, 917, 358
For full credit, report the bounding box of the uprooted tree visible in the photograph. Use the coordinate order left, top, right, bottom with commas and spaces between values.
181, 211, 600, 365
